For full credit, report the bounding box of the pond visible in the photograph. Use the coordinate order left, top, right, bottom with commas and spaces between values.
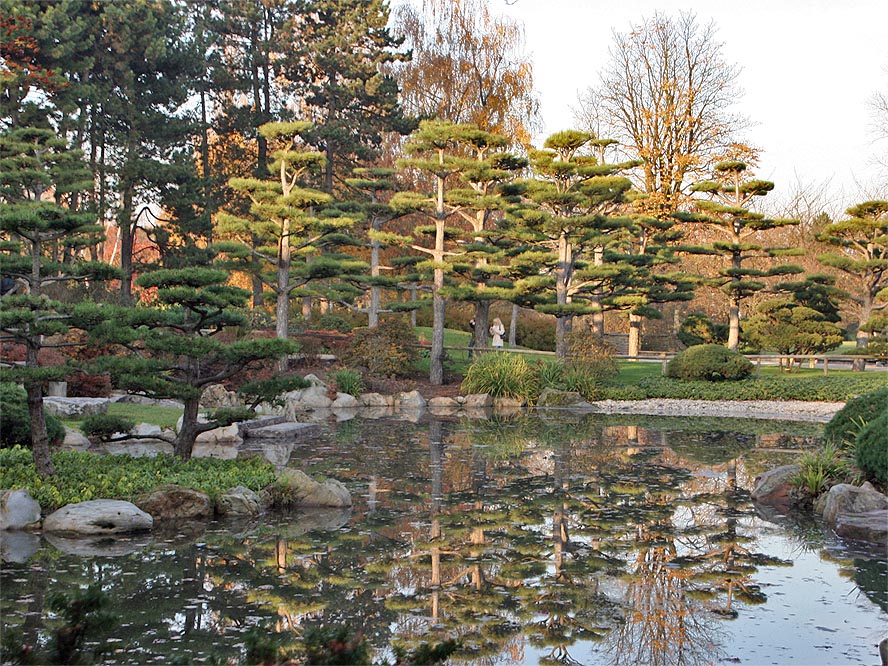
1, 413, 886, 665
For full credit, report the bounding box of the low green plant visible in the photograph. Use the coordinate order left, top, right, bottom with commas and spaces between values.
314, 314, 354, 333
822, 386, 888, 447
328, 368, 365, 397
0, 382, 65, 448
665, 344, 753, 381
461, 352, 539, 401
854, 412, 888, 487
343, 318, 419, 378
0, 447, 277, 510
636, 375, 888, 401
792, 442, 858, 496
81, 414, 136, 440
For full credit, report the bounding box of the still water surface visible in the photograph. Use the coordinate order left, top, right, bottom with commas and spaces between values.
1, 413, 886, 665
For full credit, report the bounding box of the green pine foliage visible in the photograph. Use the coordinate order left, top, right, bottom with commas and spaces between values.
678, 313, 728, 347
822, 387, 888, 447
854, 413, 888, 486
665, 344, 753, 381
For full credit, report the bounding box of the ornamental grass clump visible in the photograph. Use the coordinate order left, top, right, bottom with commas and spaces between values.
328, 368, 365, 397
665, 344, 753, 382
461, 352, 538, 402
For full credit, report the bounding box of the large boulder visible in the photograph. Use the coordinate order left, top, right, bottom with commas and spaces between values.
428, 397, 460, 415
136, 485, 213, 520
284, 385, 333, 413
195, 423, 243, 447
217, 486, 262, 517
273, 469, 352, 508
200, 383, 239, 409
536, 389, 584, 408
751, 465, 800, 504
463, 393, 493, 409
44, 500, 153, 535
43, 397, 110, 419
396, 390, 426, 412
820, 482, 888, 526
0, 489, 41, 530
245, 421, 320, 442
833, 510, 888, 543
331, 393, 359, 409
359, 392, 394, 408
62, 426, 91, 449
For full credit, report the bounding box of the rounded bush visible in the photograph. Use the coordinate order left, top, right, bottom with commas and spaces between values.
665, 344, 753, 382
822, 386, 888, 447
342, 318, 419, 378
855, 412, 888, 487
0, 383, 65, 448
678, 313, 727, 347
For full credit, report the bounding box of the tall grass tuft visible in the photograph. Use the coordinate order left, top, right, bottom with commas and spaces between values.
461, 352, 539, 401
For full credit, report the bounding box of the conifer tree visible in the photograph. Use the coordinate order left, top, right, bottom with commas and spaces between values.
216, 121, 361, 369
817, 200, 888, 348
679, 161, 802, 350
0, 127, 114, 475
501, 130, 634, 358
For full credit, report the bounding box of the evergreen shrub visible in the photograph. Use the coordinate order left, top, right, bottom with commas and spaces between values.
665, 344, 753, 381
343, 318, 419, 378
822, 386, 888, 447
516, 315, 555, 351
0, 383, 65, 449
855, 412, 888, 486
678, 313, 728, 347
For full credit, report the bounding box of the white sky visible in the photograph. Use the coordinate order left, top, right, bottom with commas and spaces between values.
486, 0, 888, 209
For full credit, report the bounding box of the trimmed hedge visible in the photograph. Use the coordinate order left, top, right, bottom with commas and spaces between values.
855, 412, 888, 486
665, 344, 753, 382
632, 375, 888, 402
822, 386, 888, 446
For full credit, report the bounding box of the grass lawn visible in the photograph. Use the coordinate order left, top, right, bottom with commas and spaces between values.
64, 402, 183, 432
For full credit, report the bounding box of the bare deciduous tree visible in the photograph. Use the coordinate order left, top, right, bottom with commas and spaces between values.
583, 11, 746, 206
390, 0, 541, 146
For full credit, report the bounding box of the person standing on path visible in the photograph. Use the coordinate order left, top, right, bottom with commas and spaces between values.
489, 317, 505, 350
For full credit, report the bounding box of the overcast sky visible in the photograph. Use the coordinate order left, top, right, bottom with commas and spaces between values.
483, 0, 888, 209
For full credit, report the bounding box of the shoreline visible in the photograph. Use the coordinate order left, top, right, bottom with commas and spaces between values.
579, 399, 845, 423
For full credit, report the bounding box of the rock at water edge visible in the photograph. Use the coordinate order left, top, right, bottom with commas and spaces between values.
44, 500, 153, 535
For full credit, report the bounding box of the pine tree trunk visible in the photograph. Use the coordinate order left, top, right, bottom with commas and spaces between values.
473, 301, 490, 350
174, 396, 201, 461
26, 379, 54, 476
628, 313, 642, 358
727, 298, 740, 351
509, 304, 518, 347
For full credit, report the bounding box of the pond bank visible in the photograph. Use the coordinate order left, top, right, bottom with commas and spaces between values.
580, 398, 845, 422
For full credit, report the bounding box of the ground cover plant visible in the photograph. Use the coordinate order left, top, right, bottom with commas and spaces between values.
0, 447, 276, 511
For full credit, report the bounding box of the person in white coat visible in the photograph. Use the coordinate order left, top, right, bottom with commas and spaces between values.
489, 317, 505, 349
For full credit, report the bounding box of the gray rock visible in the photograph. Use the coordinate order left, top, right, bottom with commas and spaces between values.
463, 393, 493, 408
494, 396, 525, 413
359, 392, 394, 407
396, 390, 426, 411
536, 389, 584, 408
62, 426, 91, 449
834, 510, 888, 543
191, 441, 239, 460
821, 483, 888, 525
331, 393, 359, 409
428, 396, 460, 415
44, 532, 152, 557
132, 423, 164, 438
274, 469, 352, 508
43, 397, 110, 418
217, 486, 262, 517
114, 394, 184, 409
46, 381, 67, 397
284, 385, 333, 414
258, 441, 296, 467
751, 465, 800, 504
200, 383, 239, 409
0, 531, 40, 562
44, 500, 153, 535
303, 373, 327, 387
136, 485, 212, 520
237, 416, 289, 436
195, 423, 242, 446
0, 490, 41, 531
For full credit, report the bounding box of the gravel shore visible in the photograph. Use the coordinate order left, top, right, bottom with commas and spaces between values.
584, 399, 845, 423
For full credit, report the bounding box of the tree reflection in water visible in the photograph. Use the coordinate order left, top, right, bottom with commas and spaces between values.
2, 414, 882, 665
